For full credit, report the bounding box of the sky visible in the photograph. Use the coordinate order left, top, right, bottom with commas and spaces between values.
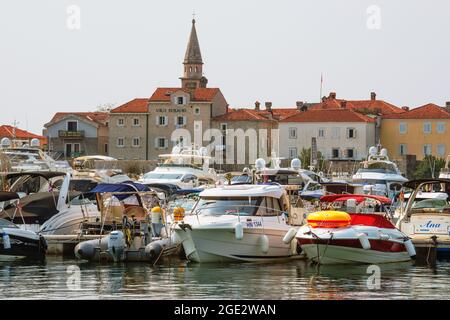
0, 0, 449, 135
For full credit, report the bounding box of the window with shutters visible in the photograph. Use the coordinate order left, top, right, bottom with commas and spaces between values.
347, 128, 356, 139
117, 118, 124, 127
132, 118, 140, 127
132, 137, 140, 147
157, 116, 167, 126
117, 137, 124, 147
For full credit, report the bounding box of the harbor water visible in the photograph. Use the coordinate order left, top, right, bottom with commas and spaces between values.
1, 257, 449, 299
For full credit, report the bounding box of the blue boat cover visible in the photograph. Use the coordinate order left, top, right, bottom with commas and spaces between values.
87, 183, 151, 199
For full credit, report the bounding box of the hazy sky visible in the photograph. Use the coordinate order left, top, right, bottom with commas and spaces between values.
1, 0, 449, 134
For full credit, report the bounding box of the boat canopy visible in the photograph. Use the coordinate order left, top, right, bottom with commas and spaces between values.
2, 171, 67, 180
0, 191, 20, 202
320, 194, 392, 204
200, 184, 284, 199
403, 178, 450, 189
88, 182, 150, 195
0, 191, 80, 224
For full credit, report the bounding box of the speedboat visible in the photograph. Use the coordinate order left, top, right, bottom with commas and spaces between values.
352, 146, 408, 198
173, 184, 303, 263
396, 179, 450, 259
140, 145, 217, 189
0, 192, 47, 261
296, 194, 416, 264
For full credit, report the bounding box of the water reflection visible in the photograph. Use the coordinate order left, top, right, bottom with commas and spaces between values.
0, 257, 448, 299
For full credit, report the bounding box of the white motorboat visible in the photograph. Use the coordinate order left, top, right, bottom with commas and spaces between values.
296, 194, 416, 264
352, 145, 408, 198
1, 138, 72, 173
0, 192, 47, 261
396, 179, 450, 259
173, 184, 303, 263
140, 145, 217, 189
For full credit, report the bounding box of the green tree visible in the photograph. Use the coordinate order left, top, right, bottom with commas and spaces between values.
298, 147, 325, 171
414, 155, 446, 179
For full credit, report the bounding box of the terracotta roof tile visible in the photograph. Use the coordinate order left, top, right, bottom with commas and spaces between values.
0, 125, 47, 144
110, 98, 149, 113
149, 87, 220, 102
383, 103, 450, 119
309, 97, 403, 115
212, 108, 276, 122
280, 108, 376, 123
46, 112, 109, 126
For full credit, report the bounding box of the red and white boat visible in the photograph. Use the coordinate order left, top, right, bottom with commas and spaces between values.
295, 194, 416, 264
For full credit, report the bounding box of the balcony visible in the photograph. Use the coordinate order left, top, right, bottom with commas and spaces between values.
58, 130, 85, 138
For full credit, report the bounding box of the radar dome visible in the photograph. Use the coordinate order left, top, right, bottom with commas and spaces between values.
291, 158, 301, 170
369, 146, 377, 156
380, 148, 388, 157
255, 158, 266, 170
1, 137, 11, 148
30, 138, 40, 147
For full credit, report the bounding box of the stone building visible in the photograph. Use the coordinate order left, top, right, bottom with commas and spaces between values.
44, 112, 109, 159
108, 19, 228, 160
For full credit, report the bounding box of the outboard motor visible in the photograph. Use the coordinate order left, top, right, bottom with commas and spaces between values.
107, 231, 126, 262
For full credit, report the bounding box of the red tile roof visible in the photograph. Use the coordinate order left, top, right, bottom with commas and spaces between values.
212, 107, 299, 122
0, 125, 47, 144
308, 96, 403, 115
213, 108, 276, 122
383, 103, 450, 119
280, 108, 376, 123
110, 98, 149, 113
149, 87, 221, 102
46, 112, 109, 127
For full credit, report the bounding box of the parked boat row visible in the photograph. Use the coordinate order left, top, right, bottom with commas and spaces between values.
0, 144, 448, 267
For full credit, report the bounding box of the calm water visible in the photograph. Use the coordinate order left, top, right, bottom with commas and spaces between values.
0, 257, 449, 299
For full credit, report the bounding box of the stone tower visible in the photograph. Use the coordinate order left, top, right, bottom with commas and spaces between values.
180, 19, 208, 89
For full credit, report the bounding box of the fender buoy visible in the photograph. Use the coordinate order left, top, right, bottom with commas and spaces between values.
283, 228, 297, 244
404, 239, 416, 258
235, 222, 244, 240
260, 235, 269, 253
357, 233, 371, 250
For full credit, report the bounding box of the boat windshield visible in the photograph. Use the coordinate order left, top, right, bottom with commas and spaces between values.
0, 218, 18, 229
412, 199, 449, 210
142, 173, 183, 180
357, 162, 397, 174
195, 197, 261, 216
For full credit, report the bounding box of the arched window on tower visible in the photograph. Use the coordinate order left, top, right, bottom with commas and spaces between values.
189, 66, 192, 73
195, 67, 198, 73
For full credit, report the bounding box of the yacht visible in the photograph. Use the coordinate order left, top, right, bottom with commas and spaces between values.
396, 179, 450, 259
140, 146, 217, 189
173, 184, 305, 263
0, 138, 72, 173
352, 146, 408, 198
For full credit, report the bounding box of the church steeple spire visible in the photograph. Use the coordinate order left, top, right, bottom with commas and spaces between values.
181, 19, 208, 89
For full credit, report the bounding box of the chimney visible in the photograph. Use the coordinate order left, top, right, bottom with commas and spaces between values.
370, 92, 376, 101
402, 106, 409, 111
255, 101, 260, 111
340, 100, 347, 108
265, 102, 272, 112
446, 101, 450, 114
329, 92, 336, 99
296, 101, 304, 110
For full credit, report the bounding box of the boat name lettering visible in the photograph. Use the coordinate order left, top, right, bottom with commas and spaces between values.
420, 220, 441, 228
246, 221, 262, 228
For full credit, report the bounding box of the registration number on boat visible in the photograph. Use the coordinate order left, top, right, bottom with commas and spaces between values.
246, 221, 263, 228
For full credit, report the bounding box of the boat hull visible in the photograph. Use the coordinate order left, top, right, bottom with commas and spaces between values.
0, 229, 47, 261
300, 241, 411, 264
176, 227, 296, 263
